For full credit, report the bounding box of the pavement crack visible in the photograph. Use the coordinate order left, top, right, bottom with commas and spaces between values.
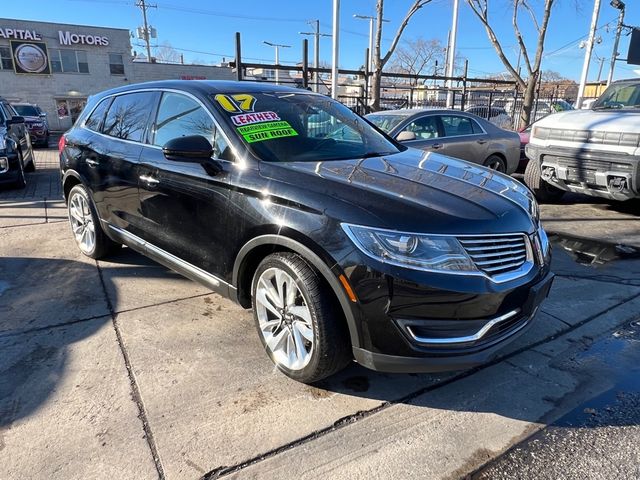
96, 260, 166, 480
540, 309, 572, 328
200, 290, 640, 479
0, 314, 111, 339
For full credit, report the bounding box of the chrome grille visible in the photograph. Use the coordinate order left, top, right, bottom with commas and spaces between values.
458, 234, 529, 276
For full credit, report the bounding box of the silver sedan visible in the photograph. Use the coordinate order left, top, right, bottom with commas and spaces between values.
366, 109, 521, 174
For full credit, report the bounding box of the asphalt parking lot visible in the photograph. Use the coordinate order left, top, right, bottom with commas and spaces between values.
1, 146, 640, 480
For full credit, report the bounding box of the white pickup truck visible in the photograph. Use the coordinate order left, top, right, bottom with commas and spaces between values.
525, 78, 640, 202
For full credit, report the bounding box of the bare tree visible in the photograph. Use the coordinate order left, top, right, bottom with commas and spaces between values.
371, 0, 433, 111
390, 37, 445, 84
154, 41, 181, 64
466, 0, 555, 127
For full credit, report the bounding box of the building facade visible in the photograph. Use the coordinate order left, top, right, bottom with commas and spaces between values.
0, 18, 234, 130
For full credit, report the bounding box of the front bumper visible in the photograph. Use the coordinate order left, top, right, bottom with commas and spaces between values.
352, 271, 553, 372
0, 152, 22, 185
526, 144, 640, 201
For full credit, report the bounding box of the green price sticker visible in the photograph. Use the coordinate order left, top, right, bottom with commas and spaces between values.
238, 120, 299, 143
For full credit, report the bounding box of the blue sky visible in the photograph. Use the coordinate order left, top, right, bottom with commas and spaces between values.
4, 0, 639, 81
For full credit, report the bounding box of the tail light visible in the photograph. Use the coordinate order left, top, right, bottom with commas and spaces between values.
58, 135, 66, 154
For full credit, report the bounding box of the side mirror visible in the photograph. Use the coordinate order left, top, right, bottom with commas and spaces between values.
162, 135, 213, 162
396, 130, 416, 142
6, 116, 25, 126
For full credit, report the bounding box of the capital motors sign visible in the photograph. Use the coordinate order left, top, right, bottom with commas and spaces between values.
58, 31, 110, 46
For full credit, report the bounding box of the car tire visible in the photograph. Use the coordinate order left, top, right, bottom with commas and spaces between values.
24, 155, 36, 172
13, 154, 26, 189
251, 252, 351, 383
67, 184, 121, 259
524, 159, 565, 203
483, 154, 507, 173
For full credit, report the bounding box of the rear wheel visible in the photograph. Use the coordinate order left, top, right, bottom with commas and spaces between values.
67, 184, 121, 259
483, 154, 506, 173
24, 154, 35, 172
252, 252, 351, 383
524, 159, 565, 203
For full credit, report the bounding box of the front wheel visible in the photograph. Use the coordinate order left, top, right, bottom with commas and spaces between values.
67, 184, 121, 259
252, 252, 351, 383
524, 159, 565, 203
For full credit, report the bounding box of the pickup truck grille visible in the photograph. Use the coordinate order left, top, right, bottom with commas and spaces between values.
544, 128, 640, 148
458, 234, 529, 276
554, 157, 634, 173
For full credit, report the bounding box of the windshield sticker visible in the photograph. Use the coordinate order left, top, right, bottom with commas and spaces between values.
231, 111, 280, 126
238, 121, 298, 143
214, 93, 257, 113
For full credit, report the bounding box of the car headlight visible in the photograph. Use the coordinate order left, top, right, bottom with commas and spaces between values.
531, 126, 550, 140
342, 224, 477, 272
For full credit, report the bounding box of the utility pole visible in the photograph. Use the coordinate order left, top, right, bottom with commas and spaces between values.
607, 0, 626, 86
576, 0, 601, 109
596, 55, 606, 83
331, 0, 340, 99
354, 14, 388, 105
263, 41, 291, 85
136, 0, 156, 63
299, 20, 331, 92
445, 0, 459, 108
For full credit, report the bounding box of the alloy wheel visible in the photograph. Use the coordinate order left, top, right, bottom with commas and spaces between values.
254, 267, 314, 371
68, 192, 96, 254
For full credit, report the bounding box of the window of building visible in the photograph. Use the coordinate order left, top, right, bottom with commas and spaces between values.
50, 48, 90, 74
102, 92, 156, 142
0, 46, 12, 70
109, 53, 124, 75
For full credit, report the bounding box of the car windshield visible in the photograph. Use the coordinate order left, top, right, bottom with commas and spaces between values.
13, 105, 40, 117
592, 82, 640, 110
211, 92, 402, 163
365, 113, 408, 133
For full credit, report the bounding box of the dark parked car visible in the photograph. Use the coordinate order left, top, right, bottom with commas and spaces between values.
366, 109, 521, 174
60, 81, 553, 383
12, 103, 49, 147
0, 97, 35, 188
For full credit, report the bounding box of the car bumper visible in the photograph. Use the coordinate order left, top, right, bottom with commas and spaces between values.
28, 129, 48, 144
0, 152, 22, 184
526, 144, 640, 200
351, 271, 553, 372
339, 231, 553, 373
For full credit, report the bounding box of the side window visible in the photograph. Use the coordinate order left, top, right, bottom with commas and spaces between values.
84, 98, 111, 132
102, 92, 156, 142
404, 116, 440, 140
153, 92, 215, 147
440, 116, 476, 137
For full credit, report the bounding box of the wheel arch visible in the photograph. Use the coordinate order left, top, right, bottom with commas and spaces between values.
232, 234, 362, 348
62, 170, 83, 202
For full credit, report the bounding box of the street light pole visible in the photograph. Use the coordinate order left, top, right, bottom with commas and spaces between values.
263, 41, 291, 85
354, 14, 389, 106
331, 0, 340, 99
576, 0, 602, 109
606, 0, 626, 86
445, 0, 459, 108
299, 20, 331, 92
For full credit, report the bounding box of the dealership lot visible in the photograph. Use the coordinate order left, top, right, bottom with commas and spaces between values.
1, 147, 639, 479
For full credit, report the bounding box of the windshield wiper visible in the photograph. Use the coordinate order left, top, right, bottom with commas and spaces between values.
360, 151, 395, 159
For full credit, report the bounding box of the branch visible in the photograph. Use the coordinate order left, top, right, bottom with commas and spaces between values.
380, 0, 432, 68
513, 0, 533, 75
521, 0, 541, 33
466, 0, 525, 89
531, 0, 555, 74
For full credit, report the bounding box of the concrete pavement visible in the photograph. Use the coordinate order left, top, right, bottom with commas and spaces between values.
1, 147, 639, 480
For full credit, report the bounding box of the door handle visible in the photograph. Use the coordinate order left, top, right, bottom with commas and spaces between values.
86, 158, 99, 167
477, 139, 488, 145
430, 143, 443, 150
139, 174, 159, 185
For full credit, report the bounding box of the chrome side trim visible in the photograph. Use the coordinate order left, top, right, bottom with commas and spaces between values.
406, 308, 522, 345
106, 224, 231, 292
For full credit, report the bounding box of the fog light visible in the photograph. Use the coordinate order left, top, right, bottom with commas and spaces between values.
541, 166, 557, 182
0, 157, 8, 173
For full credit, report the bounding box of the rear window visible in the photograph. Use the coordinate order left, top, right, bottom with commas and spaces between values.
102, 92, 156, 142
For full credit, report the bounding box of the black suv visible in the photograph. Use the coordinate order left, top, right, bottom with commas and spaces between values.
0, 97, 35, 189
60, 81, 554, 383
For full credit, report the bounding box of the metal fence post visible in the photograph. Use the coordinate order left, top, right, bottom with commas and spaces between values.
235, 32, 242, 81
302, 39, 309, 89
